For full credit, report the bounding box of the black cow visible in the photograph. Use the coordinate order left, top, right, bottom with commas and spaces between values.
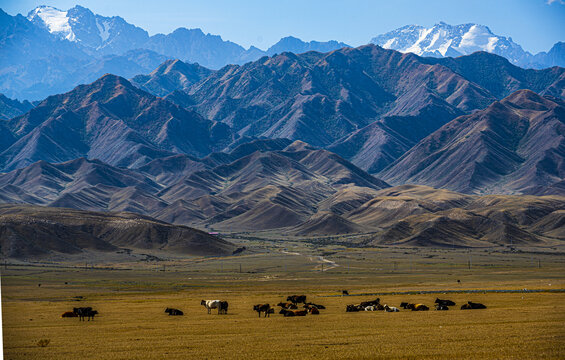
346, 304, 363, 312
165, 308, 184, 316
303, 302, 325, 310
435, 304, 449, 311
85, 309, 98, 320
461, 301, 486, 310
400, 302, 411, 309
219, 301, 229, 315
73, 307, 91, 321
435, 298, 456, 307
253, 304, 272, 317
408, 304, 429, 311
342, 290, 349, 296
287, 295, 307, 304
73, 307, 98, 321
360, 298, 380, 307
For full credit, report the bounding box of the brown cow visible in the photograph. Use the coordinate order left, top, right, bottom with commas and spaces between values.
408, 303, 429, 311
277, 302, 298, 309
279, 309, 307, 317
308, 307, 320, 315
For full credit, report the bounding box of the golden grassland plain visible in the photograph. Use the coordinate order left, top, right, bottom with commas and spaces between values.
2, 240, 565, 359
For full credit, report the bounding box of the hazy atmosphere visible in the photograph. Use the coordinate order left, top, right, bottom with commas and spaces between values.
1, 1, 564, 359
2, 0, 565, 52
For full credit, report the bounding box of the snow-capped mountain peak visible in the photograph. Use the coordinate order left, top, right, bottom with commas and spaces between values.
371, 22, 529, 64
26, 5, 149, 54
27, 5, 76, 41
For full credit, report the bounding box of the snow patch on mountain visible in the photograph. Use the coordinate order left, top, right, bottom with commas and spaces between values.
28, 6, 76, 42
96, 18, 110, 42
371, 23, 530, 64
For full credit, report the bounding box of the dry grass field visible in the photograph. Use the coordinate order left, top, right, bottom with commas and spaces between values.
2, 241, 565, 359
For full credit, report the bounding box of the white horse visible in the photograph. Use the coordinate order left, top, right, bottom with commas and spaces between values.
201, 300, 222, 314
384, 304, 399, 312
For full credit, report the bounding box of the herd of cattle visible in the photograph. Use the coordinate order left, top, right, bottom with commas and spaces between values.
253, 295, 327, 317
61, 307, 98, 321
345, 298, 486, 312
61, 295, 486, 321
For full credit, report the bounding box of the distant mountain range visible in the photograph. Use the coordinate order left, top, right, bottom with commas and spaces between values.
371, 22, 565, 69
0, 74, 235, 171
134, 45, 562, 182
381, 90, 565, 195
1, 6, 564, 101
1, 45, 564, 197
0, 94, 33, 121
1, 138, 563, 251
0, 138, 390, 233
0, 5, 349, 100
0, 8, 564, 253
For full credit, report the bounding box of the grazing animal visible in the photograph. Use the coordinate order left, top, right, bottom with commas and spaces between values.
400, 302, 410, 309
408, 304, 429, 311
435, 298, 456, 307
435, 304, 449, 311
277, 302, 298, 309
85, 309, 98, 320
165, 308, 184, 316
461, 301, 486, 310
384, 304, 399, 312
342, 290, 349, 296
61, 311, 78, 318
253, 304, 272, 317
219, 301, 229, 315
267, 308, 275, 316
280, 309, 307, 317
201, 300, 222, 314
364, 305, 375, 311
287, 295, 307, 304
73, 307, 94, 321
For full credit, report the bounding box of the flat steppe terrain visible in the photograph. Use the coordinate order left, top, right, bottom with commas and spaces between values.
2, 239, 565, 359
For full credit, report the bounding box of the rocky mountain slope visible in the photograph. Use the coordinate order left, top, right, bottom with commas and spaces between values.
380, 90, 565, 195
0, 94, 34, 121
157, 45, 562, 174
0, 139, 562, 247
359, 186, 564, 248
0, 74, 234, 171
0, 139, 389, 231
0, 204, 236, 259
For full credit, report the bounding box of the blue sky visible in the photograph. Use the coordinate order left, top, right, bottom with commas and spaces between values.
2, 0, 564, 53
